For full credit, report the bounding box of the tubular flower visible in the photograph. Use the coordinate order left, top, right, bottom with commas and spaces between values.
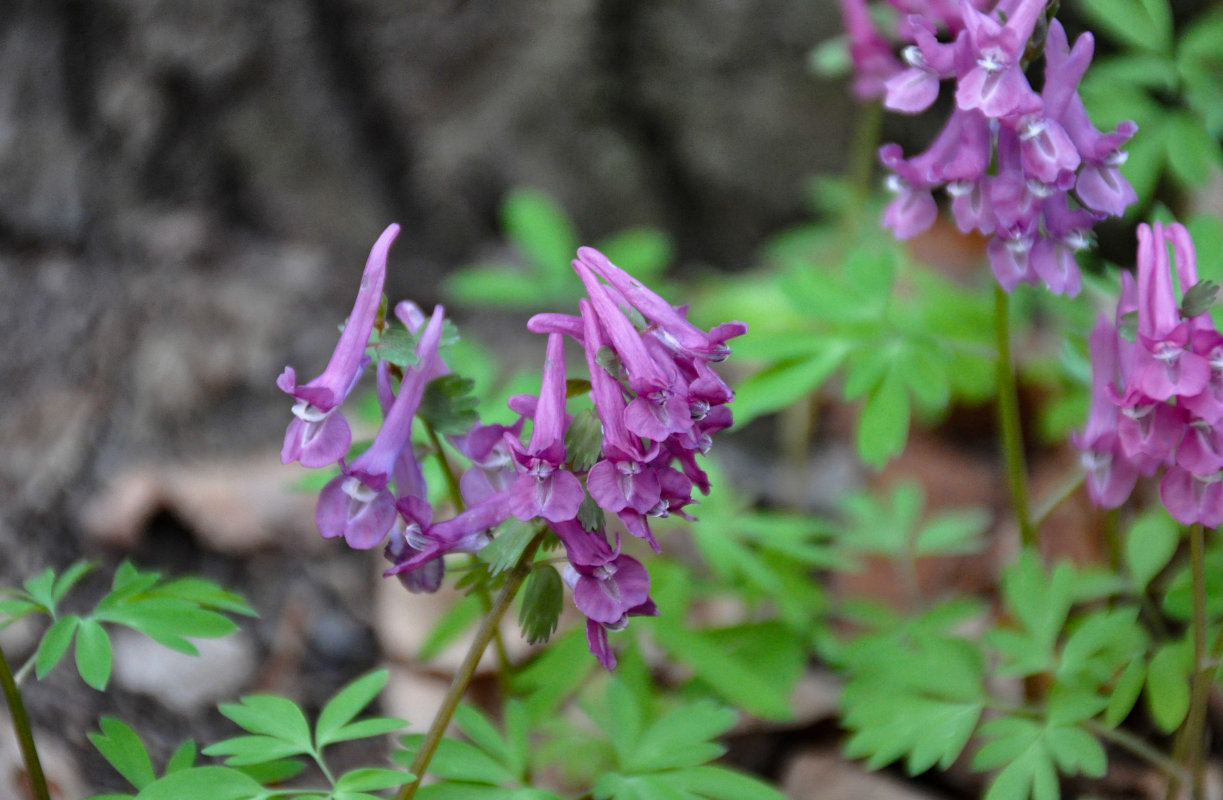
283, 228, 740, 669
854, 0, 1138, 296
278, 224, 397, 466
1076, 222, 1223, 526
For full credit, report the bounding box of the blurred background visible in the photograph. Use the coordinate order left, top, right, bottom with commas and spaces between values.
0, 1, 860, 794
3, 0, 1222, 796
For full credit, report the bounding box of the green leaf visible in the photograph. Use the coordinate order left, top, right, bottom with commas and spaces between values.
511, 627, 596, 719
52, 561, 96, 604
519, 565, 563, 645
480, 518, 540, 576
23, 568, 58, 612
732, 342, 850, 425
1078, 0, 1173, 53
398, 734, 517, 785
203, 734, 312, 766
1165, 112, 1222, 188
625, 700, 736, 773
1104, 657, 1147, 727
149, 577, 255, 616
35, 614, 81, 678
914, 508, 991, 557
324, 716, 409, 744
132, 767, 264, 800
419, 592, 482, 662
420, 375, 480, 435
218, 695, 313, 750
1125, 507, 1180, 590
75, 618, 114, 690
335, 768, 413, 792
653, 766, 788, 800
593, 772, 689, 800
564, 407, 604, 472
454, 704, 512, 768
856, 364, 909, 468
166, 740, 197, 773
502, 189, 579, 290
316, 669, 391, 748
1146, 640, 1192, 733
89, 717, 157, 790
376, 327, 422, 368
649, 619, 795, 720
597, 228, 673, 282
808, 34, 851, 78
446, 264, 543, 309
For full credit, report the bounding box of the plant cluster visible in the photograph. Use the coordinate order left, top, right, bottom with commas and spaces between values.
2, 0, 1223, 799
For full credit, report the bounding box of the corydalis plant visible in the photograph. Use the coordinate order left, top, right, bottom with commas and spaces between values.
280, 229, 745, 669
842, 0, 1139, 296
1076, 221, 1223, 525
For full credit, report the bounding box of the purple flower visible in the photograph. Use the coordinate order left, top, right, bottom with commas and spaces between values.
316, 305, 445, 549
955, 0, 1044, 119
1079, 222, 1223, 523
1072, 316, 1139, 508
279, 224, 398, 467
506, 333, 585, 523
383, 489, 512, 579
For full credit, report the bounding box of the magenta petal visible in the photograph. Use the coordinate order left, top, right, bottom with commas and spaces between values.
509, 470, 584, 523
1160, 467, 1223, 527
884, 67, 940, 113
586, 619, 617, 670
882, 190, 937, 239
587, 460, 629, 513
539, 469, 585, 522
1139, 349, 1209, 402
1076, 164, 1136, 217
608, 556, 650, 608
1080, 444, 1139, 509
574, 577, 626, 624
316, 476, 397, 549
283, 411, 352, 468
1030, 238, 1082, 297
624, 394, 690, 442
1176, 423, 1223, 474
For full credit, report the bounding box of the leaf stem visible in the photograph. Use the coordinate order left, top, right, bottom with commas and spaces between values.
423, 422, 511, 677
1178, 523, 1210, 800
0, 640, 50, 800
13, 653, 36, 687
396, 529, 545, 800
1029, 470, 1085, 531
1083, 718, 1188, 783
993, 286, 1035, 549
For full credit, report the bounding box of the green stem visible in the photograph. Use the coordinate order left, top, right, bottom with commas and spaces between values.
13, 653, 35, 687
1029, 471, 1085, 531
1083, 719, 1188, 782
1181, 523, 1210, 800
849, 102, 884, 203
423, 423, 511, 677
994, 286, 1035, 549
396, 530, 545, 800
0, 641, 50, 800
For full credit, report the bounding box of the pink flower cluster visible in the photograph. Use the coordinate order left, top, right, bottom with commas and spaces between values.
1075, 222, 1223, 526
280, 227, 744, 667
841, 0, 1138, 295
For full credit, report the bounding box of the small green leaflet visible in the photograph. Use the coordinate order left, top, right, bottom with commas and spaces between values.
519, 565, 564, 645
87, 717, 196, 799
974, 716, 1106, 800
420, 374, 480, 435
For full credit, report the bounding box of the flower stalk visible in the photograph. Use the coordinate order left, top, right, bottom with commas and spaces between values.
994, 286, 1035, 548
0, 641, 50, 800
1171, 522, 1210, 800
397, 529, 547, 800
